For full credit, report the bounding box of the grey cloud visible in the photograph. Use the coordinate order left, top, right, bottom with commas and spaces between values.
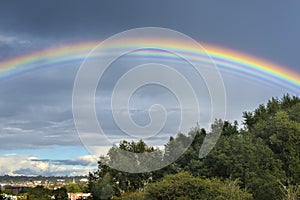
13, 168, 38, 176
0, 0, 299, 74
30, 159, 94, 167
0, 118, 80, 150
13, 167, 92, 177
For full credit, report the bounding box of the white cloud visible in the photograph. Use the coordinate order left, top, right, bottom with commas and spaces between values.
2, 127, 32, 133
0, 154, 96, 176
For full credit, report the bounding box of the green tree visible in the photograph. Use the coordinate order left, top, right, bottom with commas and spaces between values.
52, 187, 68, 200
66, 183, 88, 193
279, 182, 300, 200
89, 173, 117, 200
166, 120, 285, 199
88, 94, 300, 200
115, 172, 252, 200
89, 140, 160, 199
243, 95, 300, 184
27, 186, 50, 200
0, 188, 4, 200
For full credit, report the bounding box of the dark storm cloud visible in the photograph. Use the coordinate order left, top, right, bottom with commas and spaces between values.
1, 1, 299, 70
0, 64, 81, 149
0, 59, 191, 150
0, 124, 80, 150
0, 1, 164, 41
0, 61, 78, 118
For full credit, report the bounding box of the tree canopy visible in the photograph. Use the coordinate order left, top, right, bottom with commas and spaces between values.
89, 94, 300, 200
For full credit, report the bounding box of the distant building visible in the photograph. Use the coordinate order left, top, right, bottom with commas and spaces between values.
2, 185, 30, 194
79, 178, 88, 183
68, 193, 91, 200
0, 182, 9, 187
33, 180, 42, 185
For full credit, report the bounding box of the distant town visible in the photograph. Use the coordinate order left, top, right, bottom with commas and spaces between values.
0, 175, 90, 200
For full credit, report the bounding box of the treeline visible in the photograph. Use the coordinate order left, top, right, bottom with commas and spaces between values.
0, 182, 88, 200
88, 94, 300, 200
27, 186, 68, 200
0, 175, 88, 183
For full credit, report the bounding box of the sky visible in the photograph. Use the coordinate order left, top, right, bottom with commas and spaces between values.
0, 1, 299, 176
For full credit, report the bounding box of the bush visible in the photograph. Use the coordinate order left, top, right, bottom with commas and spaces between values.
116, 172, 252, 200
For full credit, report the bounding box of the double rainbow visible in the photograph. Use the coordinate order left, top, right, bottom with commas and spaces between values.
0, 40, 299, 93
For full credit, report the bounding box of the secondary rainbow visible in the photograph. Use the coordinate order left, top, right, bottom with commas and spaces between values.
0, 40, 299, 92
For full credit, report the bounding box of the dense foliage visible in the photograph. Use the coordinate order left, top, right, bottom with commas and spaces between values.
27, 186, 68, 200
89, 95, 300, 200
66, 182, 88, 193
114, 172, 253, 200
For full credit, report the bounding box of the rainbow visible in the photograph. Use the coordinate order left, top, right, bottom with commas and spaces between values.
0, 40, 299, 93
